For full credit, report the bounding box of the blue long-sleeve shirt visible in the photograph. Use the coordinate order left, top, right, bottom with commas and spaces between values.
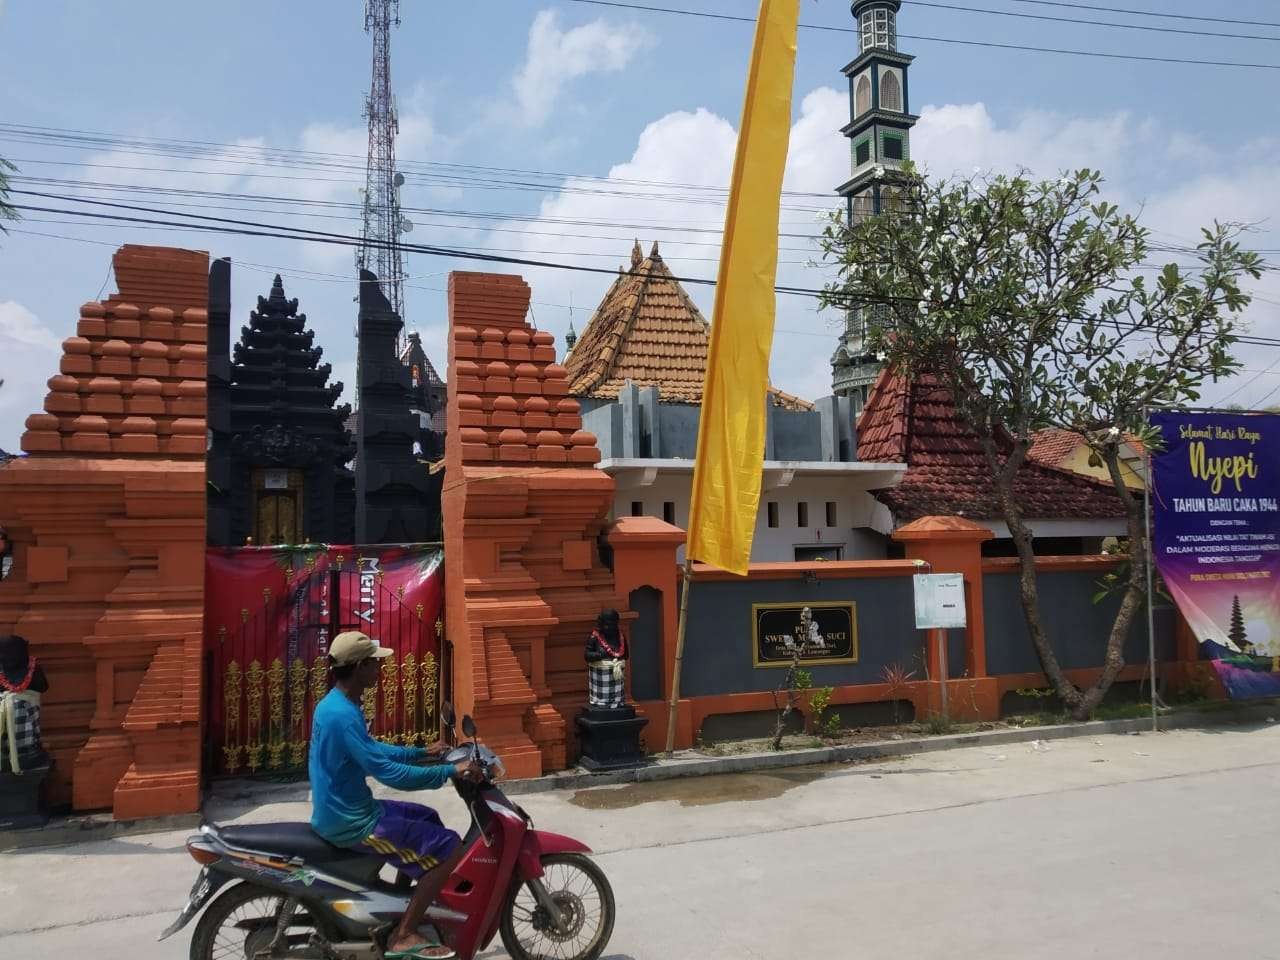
309, 688, 454, 845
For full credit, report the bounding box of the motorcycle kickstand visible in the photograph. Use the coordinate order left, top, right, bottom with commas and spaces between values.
526, 877, 568, 933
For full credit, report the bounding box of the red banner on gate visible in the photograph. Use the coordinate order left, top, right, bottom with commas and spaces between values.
204, 544, 444, 776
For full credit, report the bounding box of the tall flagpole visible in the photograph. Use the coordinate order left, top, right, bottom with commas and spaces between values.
663, 0, 801, 753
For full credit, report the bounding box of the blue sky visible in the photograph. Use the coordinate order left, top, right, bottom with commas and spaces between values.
2, 0, 1279, 451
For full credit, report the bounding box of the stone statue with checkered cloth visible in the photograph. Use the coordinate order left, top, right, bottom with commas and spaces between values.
584, 609, 627, 709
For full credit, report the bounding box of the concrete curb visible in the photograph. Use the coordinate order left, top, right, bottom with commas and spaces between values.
500, 701, 1279, 796
5, 701, 1272, 850
0, 810, 202, 853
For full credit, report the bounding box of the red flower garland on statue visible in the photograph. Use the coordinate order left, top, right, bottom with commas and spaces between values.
0, 657, 37, 693
591, 630, 626, 659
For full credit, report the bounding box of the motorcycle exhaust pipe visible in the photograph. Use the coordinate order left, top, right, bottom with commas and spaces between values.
425, 904, 468, 924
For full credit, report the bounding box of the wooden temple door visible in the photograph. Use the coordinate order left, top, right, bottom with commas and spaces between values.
252, 468, 304, 545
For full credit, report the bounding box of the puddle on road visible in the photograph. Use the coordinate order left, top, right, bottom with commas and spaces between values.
568, 765, 830, 810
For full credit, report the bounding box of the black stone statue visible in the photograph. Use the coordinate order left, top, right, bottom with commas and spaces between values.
576, 609, 649, 771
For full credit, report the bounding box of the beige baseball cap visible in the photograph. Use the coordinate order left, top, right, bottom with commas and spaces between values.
329, 630, 394, 666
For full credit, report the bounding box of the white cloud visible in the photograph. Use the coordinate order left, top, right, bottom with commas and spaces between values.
511, 10, 650, 126
477, 90, 1280, 409
0, 299, 61, 350
0, 301, 63, 451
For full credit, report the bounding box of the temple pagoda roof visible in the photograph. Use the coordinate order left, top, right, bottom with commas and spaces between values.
564, 241, 812, 411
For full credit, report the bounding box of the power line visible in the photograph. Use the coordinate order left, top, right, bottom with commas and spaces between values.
18, 173, 1279, 260
1002, 0, 1280, 30
15, 224, 1280, 382
0, 123, 833, 206
560, 0, 1280, 69
10, 190, 1280, 349
909, 0, 1280, 42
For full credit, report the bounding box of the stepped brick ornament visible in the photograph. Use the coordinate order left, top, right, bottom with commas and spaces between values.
443, 272, 624, 778
0, 244, 208, 818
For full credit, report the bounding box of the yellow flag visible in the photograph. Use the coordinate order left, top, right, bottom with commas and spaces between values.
687, 0, 800, 575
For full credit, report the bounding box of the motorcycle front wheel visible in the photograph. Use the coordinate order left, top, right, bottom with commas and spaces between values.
499, 853, 616, 960
188, 882, 330, 960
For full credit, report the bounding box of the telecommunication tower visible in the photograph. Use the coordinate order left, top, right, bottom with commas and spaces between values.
357, 0, 414, 329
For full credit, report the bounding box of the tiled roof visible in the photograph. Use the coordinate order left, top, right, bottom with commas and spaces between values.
1029, 427, 1146, 467
1027, 427, 1080, 467
565, 241, 812, 411
857, 369, 1125, 523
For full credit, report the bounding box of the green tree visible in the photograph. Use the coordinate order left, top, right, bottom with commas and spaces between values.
1227, 594, 1249, 653
819, 167, 1264, 719
0, 156, 18, 232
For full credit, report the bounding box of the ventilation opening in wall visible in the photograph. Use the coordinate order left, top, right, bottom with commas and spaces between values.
883, 135, 904, 161
825, 501, 837, 527
767, 502, 779, 528
796, 502, 809, 527
662, 501, 676, 525
630, 501, 643, 517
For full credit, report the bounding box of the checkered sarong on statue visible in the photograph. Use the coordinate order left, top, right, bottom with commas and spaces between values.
0, 690, 42, 772
587, 661, 624, 708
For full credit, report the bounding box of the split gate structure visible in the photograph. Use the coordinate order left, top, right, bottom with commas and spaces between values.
204, 545, 444, 779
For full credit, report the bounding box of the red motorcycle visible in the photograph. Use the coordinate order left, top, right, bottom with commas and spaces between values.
161, 706, 616, 960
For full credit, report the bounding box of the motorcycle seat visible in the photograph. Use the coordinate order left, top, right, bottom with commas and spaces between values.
216, 821, 376, 866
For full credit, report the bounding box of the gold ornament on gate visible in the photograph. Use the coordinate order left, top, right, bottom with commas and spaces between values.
311, 654, 329, 711
380, 656, 399, 743
266, 658, 286, 769
223, 660, 243, 772
401, 652, 418, 745
288, 657, 308, 767
421, 651, 438, 728
361, 682, 377, 729
245, 659, 265, 772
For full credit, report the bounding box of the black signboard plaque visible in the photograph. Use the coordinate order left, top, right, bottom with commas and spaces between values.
752, 601, 858, 667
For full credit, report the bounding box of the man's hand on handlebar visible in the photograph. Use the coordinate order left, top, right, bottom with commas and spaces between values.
453, 759, 484, 783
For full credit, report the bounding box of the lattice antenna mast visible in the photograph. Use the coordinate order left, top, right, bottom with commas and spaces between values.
357, 0, 412, 326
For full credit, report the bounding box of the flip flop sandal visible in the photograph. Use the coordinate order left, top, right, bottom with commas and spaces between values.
385, 944, 456, 960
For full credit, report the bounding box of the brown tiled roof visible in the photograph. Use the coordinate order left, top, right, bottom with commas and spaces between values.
1027, 427, 1080, 467
857, 369, 1125, 523
565, 241, 812, 411
1029, 427, 1146, 467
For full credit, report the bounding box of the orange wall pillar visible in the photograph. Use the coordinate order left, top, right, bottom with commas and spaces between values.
607, 516, 689, 749
892, 516, 999, 721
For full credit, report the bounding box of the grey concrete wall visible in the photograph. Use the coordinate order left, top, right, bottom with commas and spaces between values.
983, 570, 1177, 675
583, 403, 624, 459
680, 575, 926, 697
655, 404, 700, 459
628, 586, 664, 702
582, 387, 860, 463
768, 408, 822, 461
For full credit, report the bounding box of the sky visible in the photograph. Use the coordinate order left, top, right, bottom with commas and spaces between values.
1, 0, 1279, 453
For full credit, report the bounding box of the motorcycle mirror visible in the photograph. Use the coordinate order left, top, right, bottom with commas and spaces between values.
461, 715, 477, 738
441, 702, 456, 728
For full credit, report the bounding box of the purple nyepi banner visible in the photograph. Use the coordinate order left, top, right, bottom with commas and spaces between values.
1150, 411, 1280, 699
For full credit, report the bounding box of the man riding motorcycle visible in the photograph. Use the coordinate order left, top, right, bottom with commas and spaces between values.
311, 630, 480, 960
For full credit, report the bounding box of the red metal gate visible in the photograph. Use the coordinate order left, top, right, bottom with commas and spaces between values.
204, 545, 443, 777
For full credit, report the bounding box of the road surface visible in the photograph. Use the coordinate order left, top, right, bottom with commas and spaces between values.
2, 722, 1277, 959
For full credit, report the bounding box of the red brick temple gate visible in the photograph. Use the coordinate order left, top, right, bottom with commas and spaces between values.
0, 245, 209, 819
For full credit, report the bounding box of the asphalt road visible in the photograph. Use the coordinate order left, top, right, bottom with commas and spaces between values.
2, 722, 1278, 959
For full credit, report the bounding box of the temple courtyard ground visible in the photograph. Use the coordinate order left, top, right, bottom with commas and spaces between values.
1, 722, 1277, 959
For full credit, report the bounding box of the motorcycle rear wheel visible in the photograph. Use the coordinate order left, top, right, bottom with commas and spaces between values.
499, 853, 616, 960
189, 882, 330, 960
